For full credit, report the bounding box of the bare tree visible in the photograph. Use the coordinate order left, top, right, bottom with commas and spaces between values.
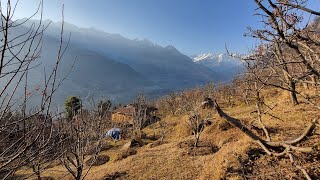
248, 80, 279, 141
183, 96, 214, 147
245, 0, 320, 106
156, 91, 179, 116
232, 76, 251, 105
202, 81, 215, 99
0, 0, 71, 179
164, 92, 179, 115
216, 83, 235, 106
186, 110, 212, 147
235, 49, 281, 141
159, 121, 166, 143
59, 99, 105, 180
97, 99, 111, 120
132, 93, 148, 138
213, 2, 320, 178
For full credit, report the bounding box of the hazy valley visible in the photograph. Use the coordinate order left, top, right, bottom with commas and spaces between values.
12, 19, 243, 105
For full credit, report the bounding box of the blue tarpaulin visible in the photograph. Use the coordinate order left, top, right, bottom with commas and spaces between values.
106, 128, 121, 140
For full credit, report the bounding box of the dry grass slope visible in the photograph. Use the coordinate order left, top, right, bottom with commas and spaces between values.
16, 88, 320, 179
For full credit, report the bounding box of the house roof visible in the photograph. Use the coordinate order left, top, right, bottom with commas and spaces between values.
113, 104, 158, 116
113, 105, 135, 116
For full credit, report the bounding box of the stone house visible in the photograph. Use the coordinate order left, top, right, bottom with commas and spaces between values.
111, 104, 158, 126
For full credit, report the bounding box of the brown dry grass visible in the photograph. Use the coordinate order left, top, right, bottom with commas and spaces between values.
15, 88, 320, 179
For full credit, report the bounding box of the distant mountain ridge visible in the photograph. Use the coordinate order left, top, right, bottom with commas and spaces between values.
32, 19, 218, 87
7, 19, 242, 105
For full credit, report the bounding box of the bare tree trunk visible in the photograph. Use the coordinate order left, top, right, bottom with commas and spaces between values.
32, 164, 41, 180
228, 96, 232, 107
244, 90, 250, 105
76, 166, 82, 180
289, 81, 299, 105
312, 75, 318, 87
255, 102, 271, 141
284, 73, 299, 105
194, 133, 199, 147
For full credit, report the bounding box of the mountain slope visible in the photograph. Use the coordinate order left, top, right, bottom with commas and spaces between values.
38, 20, 219, 89
6, 19, 234, 105
0, 21, 153, 105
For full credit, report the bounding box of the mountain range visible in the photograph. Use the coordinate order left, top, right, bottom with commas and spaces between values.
3, 19, 244, 105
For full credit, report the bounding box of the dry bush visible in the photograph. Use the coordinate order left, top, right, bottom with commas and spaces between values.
132, 93, 159, 138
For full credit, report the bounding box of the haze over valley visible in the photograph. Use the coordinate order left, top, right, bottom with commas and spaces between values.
10, 19, 244, 105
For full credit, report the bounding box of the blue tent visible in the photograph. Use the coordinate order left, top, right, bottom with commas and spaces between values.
106, 128, 121, 140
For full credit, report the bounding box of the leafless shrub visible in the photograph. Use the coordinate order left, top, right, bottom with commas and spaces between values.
132, 93, 148, 138
186, 99, 213, 147
131, 93, 158, 138
58, 98, 106, 180
158, 92, 179, 115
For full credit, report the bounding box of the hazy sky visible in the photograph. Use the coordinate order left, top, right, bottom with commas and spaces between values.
8, 0, 320, 55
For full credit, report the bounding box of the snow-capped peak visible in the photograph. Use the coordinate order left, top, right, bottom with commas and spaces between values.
192, 52, 229, 62
191, 52, 245, 79
218, 53, 224, 61
193, 53, 215, 62
192, 52, 242, 62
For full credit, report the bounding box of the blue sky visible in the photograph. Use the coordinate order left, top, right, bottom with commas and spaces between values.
9, 0, 320, 55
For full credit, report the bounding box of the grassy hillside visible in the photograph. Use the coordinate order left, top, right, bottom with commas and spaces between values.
15, 87, 320, 179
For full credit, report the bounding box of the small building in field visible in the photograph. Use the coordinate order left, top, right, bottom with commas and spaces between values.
111, 104, 158, 126
111, 104, 135, 124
